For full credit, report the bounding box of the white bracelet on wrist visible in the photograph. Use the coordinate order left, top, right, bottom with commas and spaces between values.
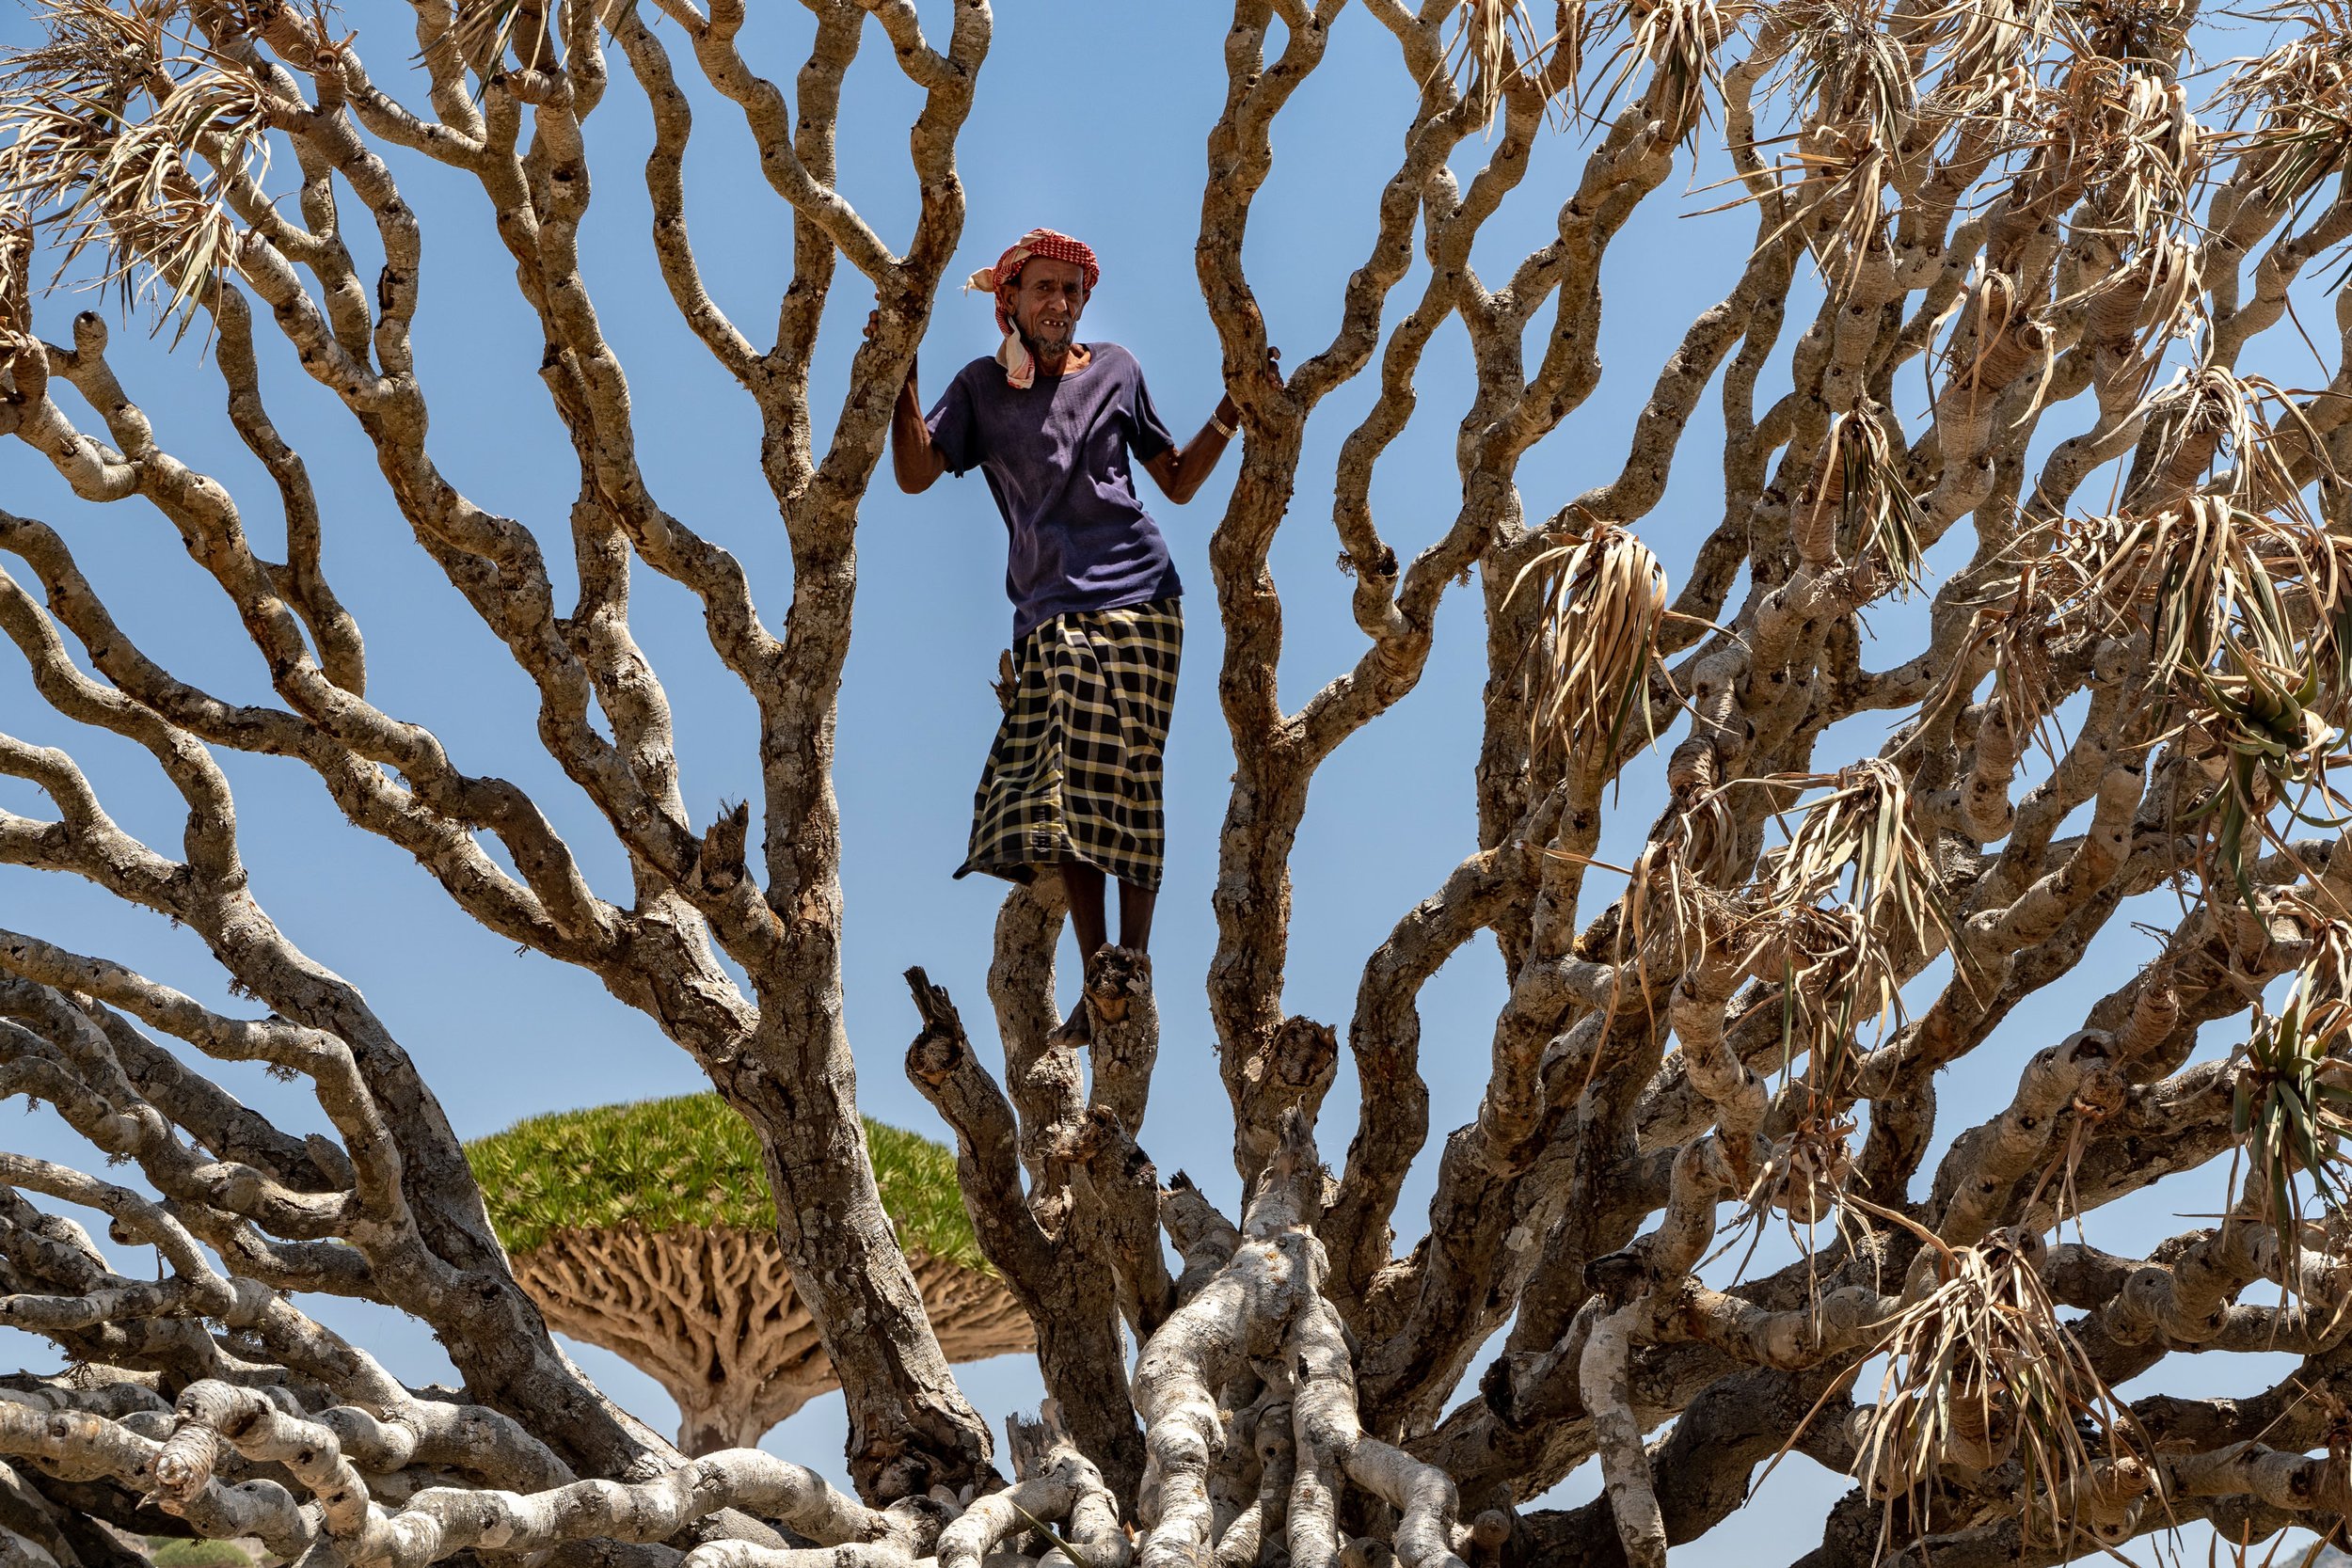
1210, 410, 1238, 439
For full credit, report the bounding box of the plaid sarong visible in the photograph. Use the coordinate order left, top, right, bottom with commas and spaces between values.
957, 598, 1183, 893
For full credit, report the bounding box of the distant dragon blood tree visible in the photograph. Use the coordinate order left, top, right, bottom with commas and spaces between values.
15, 0, 2352, 1565
467, 1099, 1031, 1456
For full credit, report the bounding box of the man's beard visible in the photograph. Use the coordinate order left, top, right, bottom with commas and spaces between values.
1020, 325, 1074, 368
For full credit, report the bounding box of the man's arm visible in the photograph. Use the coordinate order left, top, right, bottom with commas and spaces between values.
891, 355, 949, 494
1143, 348, 1277, 506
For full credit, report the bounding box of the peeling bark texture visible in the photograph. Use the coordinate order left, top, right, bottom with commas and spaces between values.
11, 1, 2352, 1564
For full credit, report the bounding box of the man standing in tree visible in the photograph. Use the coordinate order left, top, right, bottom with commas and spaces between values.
889, 229, 1248, 976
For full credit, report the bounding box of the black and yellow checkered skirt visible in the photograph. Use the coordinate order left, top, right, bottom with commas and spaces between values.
956, 598, 1182, 893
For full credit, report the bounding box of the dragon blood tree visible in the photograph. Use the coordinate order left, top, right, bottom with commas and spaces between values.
467, 1098, 1031, 1457
21, 0, 2352, 1565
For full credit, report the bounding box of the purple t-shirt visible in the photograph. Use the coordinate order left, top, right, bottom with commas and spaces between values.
925, 341, 1183, 640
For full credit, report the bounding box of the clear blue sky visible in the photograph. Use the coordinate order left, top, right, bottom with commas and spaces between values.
0, 2, 2327, 1558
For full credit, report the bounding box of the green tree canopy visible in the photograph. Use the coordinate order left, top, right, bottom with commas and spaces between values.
466, 1095, 983, 1269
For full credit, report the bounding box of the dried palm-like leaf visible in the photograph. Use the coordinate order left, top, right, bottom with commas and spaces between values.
2066, 0, 2193, 67
2182, 633, 2352, 902
2128, 367, 2332, 522
1763, 903, 1898, 1101
2289, 900, 2352, 997
1693, 762, 1956, 1108
1757, 759, 1960, 965
2210, 1505, 2352, 1568
1923, 262, 2064, 451
463, 0, 553, 76
2216, 0, 2352, 205
2028, 1056, 2128, 1242
1438, 0, 1581, 131
0, 0, 277, 334
1615, 830, 1733, 972
1963, 49, 2198, 295
2054, 497, 2352, 696
1597, 814, 1767, 1051
1922, 0, 2060, 113
1587, 0, 1740, 136
1725, 130, 1898, 294
0, 203, 32, 342
1919, 562, 2065, 764
1708, 1099, 1864, 1288
1, 0, 169, 96
1804, 406, 1928, 591
2069, 227, 2201, 358
1849, 1228, 2146, 1557
1785, 0, 1915, 146
1700, 0, 1920, 292
2045, 496, 2352, 903
2072, 58, 2201, 239
1753, 1105, 1857, 1228
1506, 519, 1670, 775
2231, 969, 2352, 1299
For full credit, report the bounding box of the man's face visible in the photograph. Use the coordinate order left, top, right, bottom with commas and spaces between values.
1011, 256, 1088, 357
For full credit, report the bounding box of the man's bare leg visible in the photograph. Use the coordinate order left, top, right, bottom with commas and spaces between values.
1118, 881, 1156, 955
1061, 862, 1109, 964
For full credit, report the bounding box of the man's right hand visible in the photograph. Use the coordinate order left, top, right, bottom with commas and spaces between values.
880, 312, 947, 495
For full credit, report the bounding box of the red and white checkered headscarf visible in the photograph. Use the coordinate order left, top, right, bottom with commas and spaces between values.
966, 229, 1100, 389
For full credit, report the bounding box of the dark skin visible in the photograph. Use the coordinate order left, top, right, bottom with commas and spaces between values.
882, 255, 1276, 963
888, 257, 1254, 500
